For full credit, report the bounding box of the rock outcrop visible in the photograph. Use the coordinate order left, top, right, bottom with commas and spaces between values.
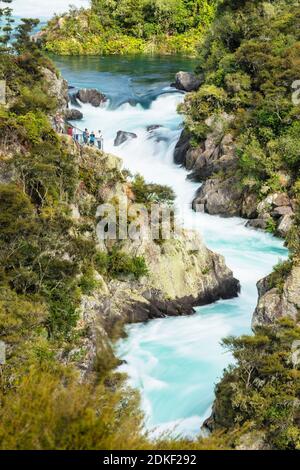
76, 88, 107, 107
65, 108, 83, 120
69, 92, 82, 108
247, 192, 295, 237
193, 177, 242, 217
114, 130, 137, 146
41, 67, 69, 112
173, 71, 203, 92
174, 129, 191, 166
252, 265, 300, 328
174, 115, 295, 236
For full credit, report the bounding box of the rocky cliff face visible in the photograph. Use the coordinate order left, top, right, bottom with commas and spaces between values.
253, 265, 300, 328
42, 67, 69, 112
175, 114, 296, 238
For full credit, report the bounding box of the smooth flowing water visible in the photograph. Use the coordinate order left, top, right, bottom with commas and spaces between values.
55, 56, 288, 437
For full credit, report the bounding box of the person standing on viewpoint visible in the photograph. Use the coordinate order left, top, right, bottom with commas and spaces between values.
83, 128, 89, 145
89, 131, 96, 146
95, 130, 103, 150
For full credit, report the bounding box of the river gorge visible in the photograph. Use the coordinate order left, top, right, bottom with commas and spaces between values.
54, 55, 288, 438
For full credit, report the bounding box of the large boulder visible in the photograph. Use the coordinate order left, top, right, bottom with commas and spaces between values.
65, 108, 83, 121
173, 71, 203, 92
277, 214, 294, 237
76, 88, 107, 107
114, 130, 137, 147
246, 218, 270, 231
192, 177, 244, 217
174, 129, 191, 165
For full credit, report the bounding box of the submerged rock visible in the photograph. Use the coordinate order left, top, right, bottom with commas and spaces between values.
173, 71, 203, 92
146, 124, 162, 132
76, 88, 107, 107
174, 129, 191, 165
114, 130, 137, 146
69, 92, 82, 108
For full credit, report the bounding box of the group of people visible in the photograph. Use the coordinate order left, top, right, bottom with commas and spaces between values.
66, 126, 104, 150
54, 113, 104, 150
82, 129, 103, 150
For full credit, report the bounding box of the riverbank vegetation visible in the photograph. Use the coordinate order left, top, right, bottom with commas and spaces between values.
180, 0, 300, 240
177, 0, 300, 449
0, 7, 152, 450
42, 0, 217, 56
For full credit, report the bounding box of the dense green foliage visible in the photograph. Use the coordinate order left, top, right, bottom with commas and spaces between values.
0, 0, 299, 451
181, 0, 300, 246
178, 0, 300, 449
132, 174, 176, 205
213, 318, 300, 449
43, 0, 217, 55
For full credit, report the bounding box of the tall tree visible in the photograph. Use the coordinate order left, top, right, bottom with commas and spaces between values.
14, 18, 40, 55
0, 0, 14, 51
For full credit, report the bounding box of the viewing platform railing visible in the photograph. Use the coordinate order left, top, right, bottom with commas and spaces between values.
64, 122, 104, 150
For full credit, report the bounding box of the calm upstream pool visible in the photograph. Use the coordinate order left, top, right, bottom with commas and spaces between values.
55, 55, 288, 437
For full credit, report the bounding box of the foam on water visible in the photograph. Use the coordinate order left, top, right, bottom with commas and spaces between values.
77, 89, 287, 438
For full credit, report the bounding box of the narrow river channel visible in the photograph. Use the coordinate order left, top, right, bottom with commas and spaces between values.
55, 55, 288, 438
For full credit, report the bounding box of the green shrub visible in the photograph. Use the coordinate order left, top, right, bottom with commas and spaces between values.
11, 86, 57, 115
132, 174, 175, 205
213, 319, 300, 450
268, 259, 293, 291
108, 249, 148, 280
